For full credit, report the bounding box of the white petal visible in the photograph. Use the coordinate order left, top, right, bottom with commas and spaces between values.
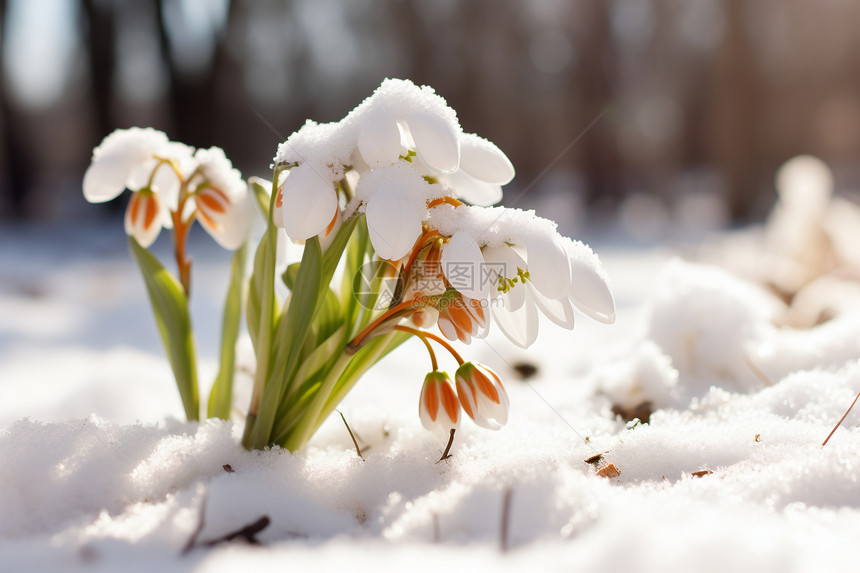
280, 164, 338, 241
441, 231, 488, 300
491, 296, 539, 348
459, 133, 515, 185
407, 110, 460, 174
83, 156, 135, 203
481, 244, 527, 311
124, 193, 166, 248
83, 127, 169, 202
198, 186, 256, 250
357, 110, 402, 168
440, 169, 502, 206
365, 186, 424, 260
525, 234, 570, 300
531, 286, 575, 330
437, 317, 458, 341
149, 160, 182, 210
569, 252, 616, 323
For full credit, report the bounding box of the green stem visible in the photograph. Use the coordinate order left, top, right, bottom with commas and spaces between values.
242, 169, 282, 449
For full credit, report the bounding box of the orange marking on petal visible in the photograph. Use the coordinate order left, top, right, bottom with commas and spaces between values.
276, 187, 284, 208
129, 193, 142, 225
143, 195, 158, 229
440, 382, 460, 423
456, 379, 475, 418
197, 207, 218, 231
475, 370, 500, 404
468, 299, 485, 323
424, 381, 439, 421
449, 304, 474, 335
208, 186, 230, 203
325, 210, 338, 236
427, 196, 463, 209
197, 192, 227, 214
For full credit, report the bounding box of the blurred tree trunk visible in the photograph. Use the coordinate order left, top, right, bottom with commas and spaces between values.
0, 0, 32, 216
577, 0, 621, 209
155, 0, 235, 147
81, 0, 116, 138
712, 0, 761, 221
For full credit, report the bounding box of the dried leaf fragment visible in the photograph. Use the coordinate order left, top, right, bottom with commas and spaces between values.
596, 464, 621, 478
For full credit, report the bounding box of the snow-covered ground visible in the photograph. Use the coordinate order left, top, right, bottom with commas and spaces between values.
3, 215, 860, 572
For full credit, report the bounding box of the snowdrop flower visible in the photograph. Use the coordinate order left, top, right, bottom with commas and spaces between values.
422, 204, 615, 348
186, 147, 254, 250
436, 295, 487, 345
455, 362, 509, 430
83, 127, 192, 247
419, 370, 460, 433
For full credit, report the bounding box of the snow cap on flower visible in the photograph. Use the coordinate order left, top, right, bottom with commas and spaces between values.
84, 128, 196, 247
455, 362, 509, 430
83, 127, 170, 203
419, 370, 460, 434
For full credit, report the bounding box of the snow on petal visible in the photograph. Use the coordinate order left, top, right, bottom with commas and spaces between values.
459, 133, 515, 185
407, 110, 460, 174
83, 156, 139, 203
442, 231, 488, 300
566, 240, 616, 324
280, 164, 338, 241
83, 128, 170, 203
357, 109, 402, 168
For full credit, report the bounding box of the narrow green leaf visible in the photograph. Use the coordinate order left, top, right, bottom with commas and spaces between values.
208, 243, 248, 420
246, 228, 272, 352
250, 179, 271, 218
129, 237, 199, 421
252, 237, 323, 448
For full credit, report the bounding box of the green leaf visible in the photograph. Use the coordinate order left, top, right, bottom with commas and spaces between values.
320, 215, 359, 286
341, 216, 369, 337
250, 179, 271, 218
246, 228, 273, 352
281, 262, 300, 290
252, 237, 323, 448
129, 237, 199, 421
208, 243, 248, 420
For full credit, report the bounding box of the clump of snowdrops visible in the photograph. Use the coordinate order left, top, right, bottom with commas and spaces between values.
82, 79, 615, 452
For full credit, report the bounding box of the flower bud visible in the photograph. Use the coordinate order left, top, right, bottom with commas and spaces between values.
419, 371, 460, 433
455, 362, 509, 430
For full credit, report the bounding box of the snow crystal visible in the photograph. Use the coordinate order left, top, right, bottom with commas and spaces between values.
273, 78, 461, 179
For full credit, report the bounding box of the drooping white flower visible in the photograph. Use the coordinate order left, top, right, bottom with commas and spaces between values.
419, 370, 460, 434
455, 362, 509, 430
187, 147, 254, 250
83, 128, 193, 247
426, 203, 615, 348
